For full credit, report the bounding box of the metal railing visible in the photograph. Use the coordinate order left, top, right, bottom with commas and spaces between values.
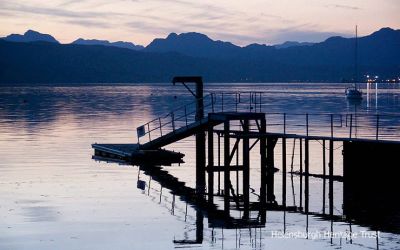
137, 92, 264, 144
264, 112, 400, 140
137, 92, 400, 144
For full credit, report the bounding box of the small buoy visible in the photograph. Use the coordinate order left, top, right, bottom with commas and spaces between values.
174, 96, 177, 99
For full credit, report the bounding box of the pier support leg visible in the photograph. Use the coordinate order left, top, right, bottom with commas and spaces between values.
323, 140, 326, 215
260, 118, 267, 222
305, 139, 309, 214
196, 209, 204, 244
208, 127, 214, 203
267, 137, 277, 203
218, 133, 221, 194
196, 130, 206, 196
224, 121, 230, 215
282, 138, 287, 207
329, 140, 334, 217
300, 138, 303, 209
243, 120, 250, 219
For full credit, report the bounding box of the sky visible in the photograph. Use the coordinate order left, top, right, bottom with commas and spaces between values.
0, 0, 399, 46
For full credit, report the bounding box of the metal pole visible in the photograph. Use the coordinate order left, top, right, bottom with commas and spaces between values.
283, 113, 286, 134
306, 113, 309, 136
148, 123, 151, 141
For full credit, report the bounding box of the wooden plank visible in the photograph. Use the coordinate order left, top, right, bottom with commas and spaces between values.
92, 143, 139, 157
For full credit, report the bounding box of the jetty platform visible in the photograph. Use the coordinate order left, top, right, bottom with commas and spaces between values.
93, 76, 400, 231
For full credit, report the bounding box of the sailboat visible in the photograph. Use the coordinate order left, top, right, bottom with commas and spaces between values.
346, 25, 363, 100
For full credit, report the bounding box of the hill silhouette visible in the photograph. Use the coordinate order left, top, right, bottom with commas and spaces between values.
0, 28, 399, 84
72, 38, 144, 50
1, 30, 59, 43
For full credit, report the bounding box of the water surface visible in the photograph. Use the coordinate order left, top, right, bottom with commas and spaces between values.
0, 83, 399, 250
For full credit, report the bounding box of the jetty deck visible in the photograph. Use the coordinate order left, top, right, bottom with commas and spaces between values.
93, 76, 400, 230
92, 143, 184, 165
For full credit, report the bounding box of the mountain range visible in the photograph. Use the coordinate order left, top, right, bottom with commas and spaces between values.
2, 30, 59, 44
0, 28, 399, 84
71, 38, 144, 50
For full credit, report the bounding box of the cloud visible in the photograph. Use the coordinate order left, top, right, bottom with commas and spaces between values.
66, 19, 111, 28
1, 2, 102, 19
326, 4, 360, 10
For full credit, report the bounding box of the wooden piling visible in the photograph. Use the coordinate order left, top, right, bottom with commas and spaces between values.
218, 132, 221, 194
266, 137, 277, 203
282, 138, 287, 207
208, 127, 214, 203
329, 140, 334, 217
323, 140, 326, 214
260, 118, 267, 219
243, 120, 250, 218
224, 120, 230, 214
299, 138, 303, 209
305, 139, 309, 213
196, 130, 206, 195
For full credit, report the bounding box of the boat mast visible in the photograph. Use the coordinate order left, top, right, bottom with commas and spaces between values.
354, 25, 358, 89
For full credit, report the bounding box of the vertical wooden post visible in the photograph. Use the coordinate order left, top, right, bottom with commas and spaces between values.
196, 130, 206, 195
282, 138, 287, 207
218, 132, 221, 194
236, 140, 240, 195
266, 137, 276, 203
224, 120, 230, 215
322, 140, 326, 215
299, 138, 303, 209
329, 140, 334, 217
208, 126, 214, 203
194, 78, 205, 196
243, 120, 250, 218
305, 139, 309, 214
260, 118, 267, 223
196, 210, 204, 244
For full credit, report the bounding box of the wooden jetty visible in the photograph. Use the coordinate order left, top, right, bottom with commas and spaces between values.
93, 76, 400, 231
92, 143, 184, 165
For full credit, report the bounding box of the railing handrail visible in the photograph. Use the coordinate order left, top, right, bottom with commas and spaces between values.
136, 91, 400, 144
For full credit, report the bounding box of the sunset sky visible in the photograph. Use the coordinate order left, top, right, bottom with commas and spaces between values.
0, 0, 399, 46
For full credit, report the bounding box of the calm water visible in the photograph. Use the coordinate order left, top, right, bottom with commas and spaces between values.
0, 83, 399, 250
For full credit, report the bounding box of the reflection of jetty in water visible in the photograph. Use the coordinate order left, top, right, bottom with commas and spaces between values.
93, 77, 400, 248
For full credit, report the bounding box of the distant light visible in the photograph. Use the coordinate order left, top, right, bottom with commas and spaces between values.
366, 75, 370, 78
375, 76, 379, 79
